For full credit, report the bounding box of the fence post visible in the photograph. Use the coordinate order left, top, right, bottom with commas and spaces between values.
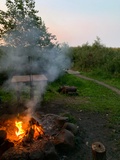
92, 142, 106, 160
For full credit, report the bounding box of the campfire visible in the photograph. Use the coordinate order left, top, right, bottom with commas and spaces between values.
15, 117, 44, 141
0, 113, 79, 160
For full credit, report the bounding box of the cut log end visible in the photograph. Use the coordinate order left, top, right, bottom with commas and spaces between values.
92, 142, 106, 160
92, 142, 106, 153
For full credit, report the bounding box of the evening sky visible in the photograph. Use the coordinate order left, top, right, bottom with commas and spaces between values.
0, 0, 120, 47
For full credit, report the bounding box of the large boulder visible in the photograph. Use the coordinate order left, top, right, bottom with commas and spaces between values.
43, 142, 59, 160
54, 129, 75, 151
63, 122, 79, 135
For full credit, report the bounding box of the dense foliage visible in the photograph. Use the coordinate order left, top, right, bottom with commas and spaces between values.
71, 37, 120, 77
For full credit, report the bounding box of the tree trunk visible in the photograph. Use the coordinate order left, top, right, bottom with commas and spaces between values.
92, 142, 106, 160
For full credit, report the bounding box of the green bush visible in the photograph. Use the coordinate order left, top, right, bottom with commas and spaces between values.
71, 38, 120, 77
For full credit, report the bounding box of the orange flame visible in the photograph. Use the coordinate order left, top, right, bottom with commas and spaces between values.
15, 121, 25, 138
32, 124, 44, 138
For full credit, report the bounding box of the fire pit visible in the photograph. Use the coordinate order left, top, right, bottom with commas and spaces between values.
0, 112, 79, 160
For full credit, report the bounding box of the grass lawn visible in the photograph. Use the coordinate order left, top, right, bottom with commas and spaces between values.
81, 69, 120, 90
44, 73, 120, 124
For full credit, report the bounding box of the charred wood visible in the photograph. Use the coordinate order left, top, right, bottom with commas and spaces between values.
22, 127, 34, 143
22, 117, 44, 144
0, 140, 14, 157
0, 130, 7, 145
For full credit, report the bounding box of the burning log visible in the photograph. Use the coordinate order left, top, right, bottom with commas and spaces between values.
22, 127, 34, 143
22, 117, 44, 143
29, 117, 44, 137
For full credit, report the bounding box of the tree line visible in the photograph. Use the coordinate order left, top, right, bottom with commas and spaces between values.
71, 37, 120, 77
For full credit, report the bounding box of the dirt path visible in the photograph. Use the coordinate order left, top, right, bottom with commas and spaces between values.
67, 70, 120, 95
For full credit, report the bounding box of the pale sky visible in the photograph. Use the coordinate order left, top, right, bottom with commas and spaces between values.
0, 0, 120, 47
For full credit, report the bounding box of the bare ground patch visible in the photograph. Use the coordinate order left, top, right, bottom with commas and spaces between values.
40, 97, 120, 160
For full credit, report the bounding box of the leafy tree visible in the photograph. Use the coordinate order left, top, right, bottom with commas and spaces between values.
0, 0, 71, 81
0, 0, 57, 48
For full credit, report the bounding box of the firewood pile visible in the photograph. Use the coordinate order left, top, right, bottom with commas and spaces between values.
58, 86, 78, 95
0, 113, 79, 160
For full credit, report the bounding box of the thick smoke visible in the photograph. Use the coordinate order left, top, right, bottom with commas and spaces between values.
40, 45, 71, 82
0, 22, 71, 115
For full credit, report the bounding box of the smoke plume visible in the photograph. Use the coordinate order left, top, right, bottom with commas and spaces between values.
0, 21, 71, 115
